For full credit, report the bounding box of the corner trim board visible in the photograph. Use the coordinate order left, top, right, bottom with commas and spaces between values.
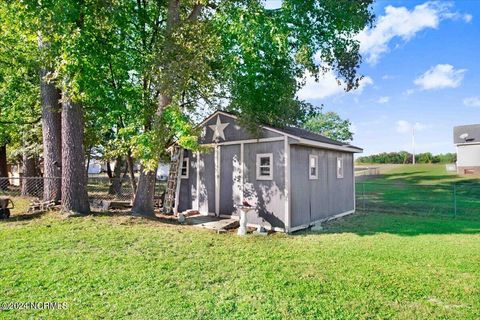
284, 135, 291, 233
196, 151, 200, 210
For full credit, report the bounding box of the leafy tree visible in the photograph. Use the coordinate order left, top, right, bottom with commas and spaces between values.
0, 1, 42, 192
357, 152, 457, 165
4, 0, 374, 216
131, 0, 375, 216
302, 111, 354, 142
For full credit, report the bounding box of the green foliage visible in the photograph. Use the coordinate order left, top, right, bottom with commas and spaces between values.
357, 152, 457, 164
2, 0, 375, 171
301, 110, 354, 142
213, 0, 374, 129
0, 1, 41, 157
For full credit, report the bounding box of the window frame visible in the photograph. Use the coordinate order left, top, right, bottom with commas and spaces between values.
336, 157, 344, 179
309, 154, 318, 180
180, 157, 189, 179
256, 153, 273, 180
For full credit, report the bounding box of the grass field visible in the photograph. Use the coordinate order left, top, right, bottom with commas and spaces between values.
356, 164, 480, 219
1, 211, 480, 319
357, 164, 480, 185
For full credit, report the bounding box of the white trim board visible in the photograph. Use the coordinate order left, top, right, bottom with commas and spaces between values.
295, 138, 362, 153
203, 137, 284, 146
214, 145, 220, 216
195, 151, 200, 210
284, 135, 291, 233
173, 148, 184, 215
456, 142, 480, 146
240, 142, 244, 203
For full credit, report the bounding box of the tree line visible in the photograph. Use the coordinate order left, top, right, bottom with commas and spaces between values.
356, 152, 457, 165
0, 0, 374, 216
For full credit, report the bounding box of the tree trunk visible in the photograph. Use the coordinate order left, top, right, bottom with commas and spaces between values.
132, 167, 157, 216
132, 94, 171, 216
61, 95, 90, 214
21, 154, 38, 196
127, 149, 137, 194
0, 144, 8, 190
132, 0, 194, 216
39, 37, 62, 203
106, 160, 113, 178
108, 156, 124, 196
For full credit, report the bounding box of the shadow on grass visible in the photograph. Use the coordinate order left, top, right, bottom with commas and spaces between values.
364, 169, 480, 186
87, 210, 181, 226
0, 211, 48, 223
294, 212, 480, 237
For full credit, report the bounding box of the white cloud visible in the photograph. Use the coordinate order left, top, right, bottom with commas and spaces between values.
403, 89, 415, 96
376, 96, 390, 104
463, 96, 480, 107
358, 2, 472, 64
381, 74, 395, 80
297, 71, 373, 100
396, 120, 429, 134
414, 64, 466, 90
463, 14, 473, 23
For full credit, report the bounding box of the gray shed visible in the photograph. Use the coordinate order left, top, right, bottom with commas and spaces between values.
176, 111, 362, 232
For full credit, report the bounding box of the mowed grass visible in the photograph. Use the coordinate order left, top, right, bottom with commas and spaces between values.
356, 164, 480, 219
359, 164, 480, 185
1, 212, 480, 319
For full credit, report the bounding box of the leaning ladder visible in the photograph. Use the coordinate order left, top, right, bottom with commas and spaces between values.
163, 146, 183, 215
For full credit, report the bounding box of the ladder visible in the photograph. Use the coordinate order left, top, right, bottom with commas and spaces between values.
163, 146, 183, 215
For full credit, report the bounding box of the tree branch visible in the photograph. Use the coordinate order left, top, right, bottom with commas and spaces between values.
187, 4, 203, 22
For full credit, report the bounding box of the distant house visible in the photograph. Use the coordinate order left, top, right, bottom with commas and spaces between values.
454, 124, 480, 174
157, 163, 170, 181
176, 110, 362, 233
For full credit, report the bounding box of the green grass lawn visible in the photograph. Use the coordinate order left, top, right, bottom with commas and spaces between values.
1, 211, 480, 319
356, 164, 480, 219
358, 164, 480, 185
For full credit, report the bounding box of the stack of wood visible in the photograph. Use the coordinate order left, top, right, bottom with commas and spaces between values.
28, 200, 56, 213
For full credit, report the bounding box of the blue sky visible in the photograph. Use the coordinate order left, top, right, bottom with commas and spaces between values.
265, 0, 480, 156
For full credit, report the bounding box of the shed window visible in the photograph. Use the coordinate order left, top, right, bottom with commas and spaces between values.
180, 157, 189, 179
337, 157, 344, 179
309, 155, 318, 180
256, 153, 273, 180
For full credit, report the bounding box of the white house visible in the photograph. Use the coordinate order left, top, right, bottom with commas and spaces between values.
454, 124, 480, 174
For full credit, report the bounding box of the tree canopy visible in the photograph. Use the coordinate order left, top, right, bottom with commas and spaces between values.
302, 110, 354, 142
0, 0, 375, 215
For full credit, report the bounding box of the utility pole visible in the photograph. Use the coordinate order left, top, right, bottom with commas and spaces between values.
412, 125, 416, 165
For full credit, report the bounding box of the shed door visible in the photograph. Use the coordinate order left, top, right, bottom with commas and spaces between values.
219, 144, 242, 216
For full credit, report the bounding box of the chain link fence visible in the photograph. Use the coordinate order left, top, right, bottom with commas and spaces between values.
0, 177, 166, 215
356, 182, 480, 220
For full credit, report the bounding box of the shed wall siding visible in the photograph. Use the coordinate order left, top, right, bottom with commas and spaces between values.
242, 141, 286, 229
178, 150, 197, 212
457, 144, 480, 167
196, 149, 216, 213
219, 144, 242, 216
290, 145, 354, 228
